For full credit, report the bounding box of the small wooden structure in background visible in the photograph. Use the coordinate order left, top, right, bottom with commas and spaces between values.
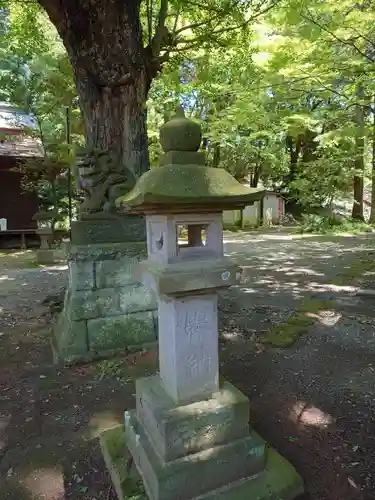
223, 190, 285, 229
0, 103, 43, 248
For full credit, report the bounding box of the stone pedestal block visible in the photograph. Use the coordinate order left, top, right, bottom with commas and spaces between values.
35, 248, 56, 265
158, 295, 219, 405
70, 215, 146, 245
52, 242, 157, 364
126, 410, 265, 500
125, 376, 267, 500
135, 376, 250, 462
100, 377, 304, 500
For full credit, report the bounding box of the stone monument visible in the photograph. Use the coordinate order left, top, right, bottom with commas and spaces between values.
100, 108, 304, 499
52, 148, 157, 364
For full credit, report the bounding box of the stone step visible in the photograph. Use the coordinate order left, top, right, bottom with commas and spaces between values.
135, 375, 250, 463
193, 446, 304, 500
126, 411, 266, 500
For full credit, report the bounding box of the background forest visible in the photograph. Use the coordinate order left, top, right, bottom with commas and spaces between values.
1, 0, 375, 228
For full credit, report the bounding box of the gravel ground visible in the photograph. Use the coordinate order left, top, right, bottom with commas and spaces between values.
1, 231, 375, 499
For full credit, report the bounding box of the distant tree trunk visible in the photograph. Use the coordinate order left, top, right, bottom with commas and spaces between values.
283, 135, 302, 215
286, 135, 301, 184
250, 164, 261, 187
301, 129, 319, 163
352, 85, 365, 220
212, 143, 221, 167
369, 102, 375, 224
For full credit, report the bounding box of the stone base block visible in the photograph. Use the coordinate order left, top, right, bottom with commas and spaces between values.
135, 375, 250, 462
101, 425, 304, 500
52, 241, 157, 364
71, 215, 146, 245
35, 249, 56, 264
52, 306, 157, 364
126, 410, 266, 500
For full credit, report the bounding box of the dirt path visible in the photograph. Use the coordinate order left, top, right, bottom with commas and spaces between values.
1, 232, 375, 499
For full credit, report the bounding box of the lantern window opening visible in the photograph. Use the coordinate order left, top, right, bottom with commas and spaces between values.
177, 224, 207, 250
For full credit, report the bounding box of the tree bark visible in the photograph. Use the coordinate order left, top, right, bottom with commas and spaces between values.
74, 70, 150, 178
352, 85, 365, 220
38, 0, 156, 177
212, 143, 221, 168
369, 101, 375, 224
250, 164, 261, 187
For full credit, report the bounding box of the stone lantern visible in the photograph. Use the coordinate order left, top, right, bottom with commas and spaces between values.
101, 108, 304, 500
32, 210, 56, 264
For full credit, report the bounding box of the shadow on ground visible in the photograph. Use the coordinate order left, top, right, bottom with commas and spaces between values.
225, 231, 375, 301
1, 232, 375, 499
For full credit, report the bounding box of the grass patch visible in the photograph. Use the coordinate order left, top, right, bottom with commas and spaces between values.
23, 260, 42, 268
333, 256, 375, 286
93, 359, 128, 380
100, 425, 146, 499
297, 214, 374, 235
260, 299, 335, 347
0, 250, 42, 270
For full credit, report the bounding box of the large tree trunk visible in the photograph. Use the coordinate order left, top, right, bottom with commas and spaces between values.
369, 101, 375, 224
38, 0, 156, 177
74, 69, 150, 178
352, 85, 365, 220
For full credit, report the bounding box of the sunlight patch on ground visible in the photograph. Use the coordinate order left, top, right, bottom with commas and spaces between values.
239, 286, 257, 294
290, 401, 334, 429
22, 467, 64, 499
87, 410, 123, 439
303, 309, 342, 327
276, 266, 324, 277
0, 274, 15, 282
221, 330, 242, 341
45, 265, 68, 271
0, 250, 32, 257
316, 310, 342, 326
307, 282, 357, 293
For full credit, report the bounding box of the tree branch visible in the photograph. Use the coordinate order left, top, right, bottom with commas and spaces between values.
146, 0, 152, 46
171, 3, 181, 36
173, 0, 282, 49
301, 8, 375, 63
151, 0, 169, 57
174, 21, 211, 36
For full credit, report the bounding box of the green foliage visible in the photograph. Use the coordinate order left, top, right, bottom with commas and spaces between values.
94, 359, 127, 380
298, 214, 373, 234
2, 0, 375, 217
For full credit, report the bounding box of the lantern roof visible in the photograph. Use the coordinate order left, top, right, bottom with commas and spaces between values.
117, 107, 265, 214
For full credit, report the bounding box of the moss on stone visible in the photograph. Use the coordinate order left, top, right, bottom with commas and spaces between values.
66, 242, 147, 262
117, 164, 264, 210
260, 299, 335, 348
100, 425, 146, 500
211, 445, 304, 500
159, 107, 202, 152
88, 311, 156, 352
101, 425, 303, 500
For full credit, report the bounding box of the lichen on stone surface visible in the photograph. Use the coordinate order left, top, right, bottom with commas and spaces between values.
117, 165, 264, 209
